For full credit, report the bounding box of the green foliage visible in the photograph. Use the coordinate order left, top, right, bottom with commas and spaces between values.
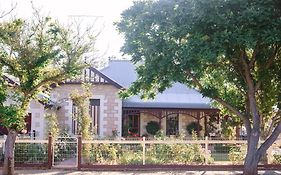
117, 1, 281, 169
70, 84, 92, 140
119, 150, 142, 165
146, 121, 160, 135
89, 143, 120, 164
228, 145, 247, 164
117, 0, 281, 137
14, 143, 48, 163
186, 122, 202, 135
85, 132, 213, 165
0, 13, 95, 131
146, 131, 213, 164
273, 154, 281, 164
45, 112, 59, 138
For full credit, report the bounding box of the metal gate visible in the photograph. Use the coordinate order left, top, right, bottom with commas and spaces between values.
53, 137, 78, 168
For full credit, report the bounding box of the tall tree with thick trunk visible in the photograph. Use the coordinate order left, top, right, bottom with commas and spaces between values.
0, 12, 95, 175
117, 0, 281, 174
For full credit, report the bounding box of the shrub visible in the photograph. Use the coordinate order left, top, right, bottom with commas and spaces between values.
146, 131, 213, 164
186, 122, 202, 135
89, 143, 120, 164
146, 121, 160, 135
273, 154, 281, 164
228, 145, 246, 164
14, 143, 48, 163
119, 150, 142, 165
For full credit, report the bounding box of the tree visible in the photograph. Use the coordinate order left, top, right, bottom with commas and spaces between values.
0, 13, 95, 174
116, 0, 281, 174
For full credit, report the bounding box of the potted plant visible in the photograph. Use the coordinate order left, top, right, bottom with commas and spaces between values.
146, 121, 160, 135
186, 121, 202, 135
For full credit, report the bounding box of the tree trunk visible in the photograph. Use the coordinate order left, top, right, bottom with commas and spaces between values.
3, 129, 17, 175
243, 132, 260, 175
243, 153, 260, 175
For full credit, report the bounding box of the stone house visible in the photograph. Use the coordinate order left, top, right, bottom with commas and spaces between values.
0, 60, 219, 139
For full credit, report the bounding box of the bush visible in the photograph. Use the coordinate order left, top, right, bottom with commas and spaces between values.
273, 154, 281, 164
146, 121, 160, 135
14, 143, 48, 163
119, 151, 142, 165
84, 131, 212, 165
186, 122, 202, 135
146, 131, 213, 164
89, 143, 120, 164
228, 145, 246, 164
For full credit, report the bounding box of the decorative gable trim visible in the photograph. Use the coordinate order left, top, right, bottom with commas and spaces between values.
63, 67, 123, 89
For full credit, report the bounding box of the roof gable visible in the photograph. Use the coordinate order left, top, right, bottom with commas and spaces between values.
100, 60, 136, 88
63, 67, 123, 89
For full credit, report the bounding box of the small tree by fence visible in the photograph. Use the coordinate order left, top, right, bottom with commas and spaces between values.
0, 135, 280, 171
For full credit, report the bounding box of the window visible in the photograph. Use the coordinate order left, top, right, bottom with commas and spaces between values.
72, 104, 78, 135
122, 111, 140, 137
72, 99, 100, 135
166, 113, 179, 135
89, 99, 100, 135
25, 113, 32, 133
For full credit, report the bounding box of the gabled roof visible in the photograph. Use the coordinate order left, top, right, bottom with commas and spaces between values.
101, 60, 136, 88
63, 67, 123, 89
3, 74, 18, 86
101, 60, 214, 109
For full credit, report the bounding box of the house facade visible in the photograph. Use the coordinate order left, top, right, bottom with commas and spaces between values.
1, 60, 220, 139
101, 60, 219, 137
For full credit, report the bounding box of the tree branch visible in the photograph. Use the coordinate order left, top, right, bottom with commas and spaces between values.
24, 72, 66, 100
185, 70, 249, 123
0, 58, 23, 81
257, 122, 281, 159
0, 3, 17, 18
249, 41, 260, 70
255, 45, 279, 91
240, 48, 261, 133
265, 110, 281, 138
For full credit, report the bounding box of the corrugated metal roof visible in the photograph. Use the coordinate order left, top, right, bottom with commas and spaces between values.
101, 60, 136, 88
101, 60, 213, 109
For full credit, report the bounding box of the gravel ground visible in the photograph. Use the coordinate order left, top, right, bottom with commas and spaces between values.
1, 170, 281, 175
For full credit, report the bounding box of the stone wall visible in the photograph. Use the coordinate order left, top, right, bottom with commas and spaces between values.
27, 100, 46, 139
50, 84, 122, 137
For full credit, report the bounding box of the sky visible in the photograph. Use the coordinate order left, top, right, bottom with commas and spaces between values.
0, 0, 134, 62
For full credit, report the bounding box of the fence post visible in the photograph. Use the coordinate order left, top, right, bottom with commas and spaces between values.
205, 136, 209, 164
47, 133, 53, 169
142, 137, 146, 165
77, 135, 82, 170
